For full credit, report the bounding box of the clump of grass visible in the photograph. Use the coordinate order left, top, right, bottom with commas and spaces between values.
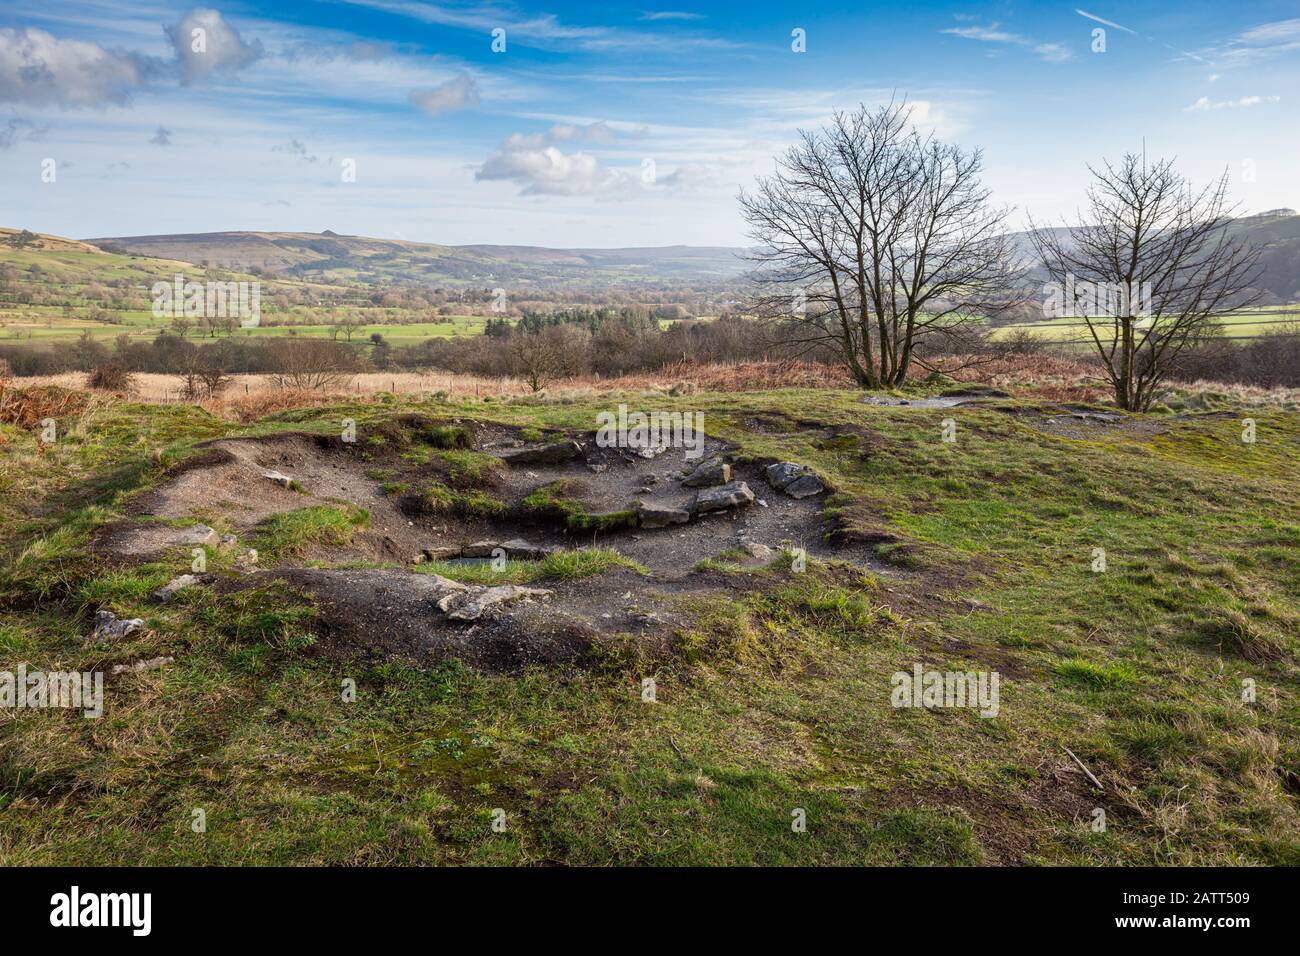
521, 479, 635, 531
436, 449, 505, 486
253, 505, 370, 563
1055, 658, 1139, 688
417, 547, 644, 584
1200, 608, 1287, 663
423, 484, 508, 518
422, 424, 472, 449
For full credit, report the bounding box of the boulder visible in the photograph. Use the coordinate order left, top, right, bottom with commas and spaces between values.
499, 441, 581, 466
740, 538, 775, 561
692, 481, 755, 515
437, 584, 551, 621
461, 540, 502, 558
765, 462, 825, 498
152, 574, 199, 603
421, 546, 461, 562
500, 538, 557, 559
682, 456, 731, 488
636, 501, 690, 528
784, 474, 825, 499
92, 610, 147, 643
263, 470, 296, 489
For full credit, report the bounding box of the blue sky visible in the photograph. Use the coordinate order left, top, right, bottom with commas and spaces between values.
1, 1, 1297, 247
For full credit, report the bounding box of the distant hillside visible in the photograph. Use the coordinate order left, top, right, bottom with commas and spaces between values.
85, 230, 752, 291
1006, 209, 1300, 305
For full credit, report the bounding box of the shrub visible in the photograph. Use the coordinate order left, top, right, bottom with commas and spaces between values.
87, 362, 135, 393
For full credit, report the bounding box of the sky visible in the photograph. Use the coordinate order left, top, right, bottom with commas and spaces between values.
1, 0, 1297, 247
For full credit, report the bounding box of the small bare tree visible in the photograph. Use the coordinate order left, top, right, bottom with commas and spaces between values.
508, 324, 589, 392
268, 338, 355, 391
1031, 155, 1263, 411
740, 100, 1020, 388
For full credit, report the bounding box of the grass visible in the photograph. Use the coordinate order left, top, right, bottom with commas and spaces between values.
416, 547, 646, 585
0, 382, 1298, 865
520, 479, 637, 531
253, 505, 371, 563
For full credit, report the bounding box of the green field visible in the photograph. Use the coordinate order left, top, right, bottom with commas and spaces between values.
1, 383, 1297, 864
989, 306, 1300, 345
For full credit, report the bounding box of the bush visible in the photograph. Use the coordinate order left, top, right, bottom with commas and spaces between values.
86, 362, 135, 393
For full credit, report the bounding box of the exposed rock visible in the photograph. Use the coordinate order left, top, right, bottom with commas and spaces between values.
111, 656, 174, 675
462, 540, 502, 558
636, 501, 690, 528
437, 584, 551, 621
499, 441, 581, 466
765, 462, 806, 490
500, 538, 557, 560
740, 538, 775, 561
682, 456, 731, 488
784, 474, 825, 499
153, 574, 199, 603
262, 470, 296, 489
220, 534, 238, 547
421, 545, 462, 562
692, 481, 755, 515
765, 462, 824, 498
235, 548, 259, 570
92, 610, 147, 643
631, 440, 670, 459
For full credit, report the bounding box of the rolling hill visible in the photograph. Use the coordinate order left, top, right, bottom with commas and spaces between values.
85, 230, 752, 291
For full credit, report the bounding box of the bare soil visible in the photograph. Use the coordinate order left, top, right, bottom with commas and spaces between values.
93, 416, 888, 670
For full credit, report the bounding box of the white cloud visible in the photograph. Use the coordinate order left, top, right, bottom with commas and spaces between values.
639, 11, 705, 21
166, 8, 263, 85
0, 26, 155, 107
408, 73, 480, 116
1184, 94, 1280, 112
941, 22, 1074, 62
476, 139, 628, 196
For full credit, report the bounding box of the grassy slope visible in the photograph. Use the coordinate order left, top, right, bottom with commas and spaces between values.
0, 241, 488, 343
0, 386, 1297, 865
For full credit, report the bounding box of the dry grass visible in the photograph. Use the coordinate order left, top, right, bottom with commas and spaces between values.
13, 359, 1298, 421
0, 377, 92, 429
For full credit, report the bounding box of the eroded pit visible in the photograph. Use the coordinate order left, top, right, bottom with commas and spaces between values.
93, 415, 887, 670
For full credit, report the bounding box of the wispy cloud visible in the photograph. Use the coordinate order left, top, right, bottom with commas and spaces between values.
639, 11, 705, 21
1074, 9, 1136, 35
941, 22, 1073, 62
1185, 94, 1281, 112
409, 73, 481, 116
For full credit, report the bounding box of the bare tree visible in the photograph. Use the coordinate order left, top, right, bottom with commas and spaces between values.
740, 100, 1020, 388
1031, 154, 1263, 411
508, 324, 589, 392
268, 338, 356, 390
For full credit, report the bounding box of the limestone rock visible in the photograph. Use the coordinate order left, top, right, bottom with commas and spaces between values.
437, 584, 551, 621
263, 470, 295, 489
692, 481, 755, 515
153, 574, 199, 603
92, 610, 147, 643
499, 441, 581, 466
682, 456, 731, 488
765, 462, 825, 498
636, 501, 690, 528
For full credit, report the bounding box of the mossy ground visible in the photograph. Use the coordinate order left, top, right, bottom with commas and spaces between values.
0, 386, 1297, 864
